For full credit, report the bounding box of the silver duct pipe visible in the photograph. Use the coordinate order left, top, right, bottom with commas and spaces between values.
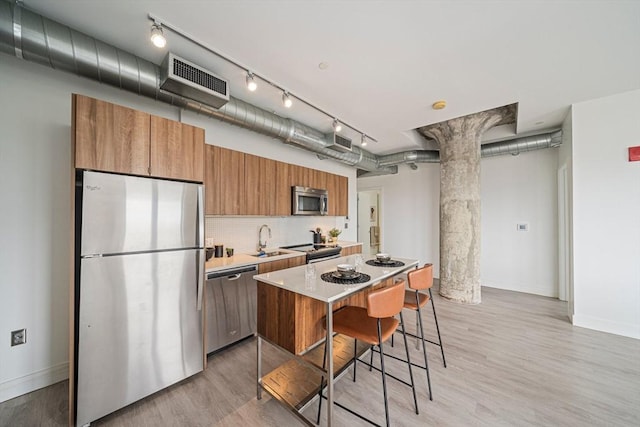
377, 150, 440, 167
0, 1, 395, 174
481, 131, 562, 157
0, 1, 560, 176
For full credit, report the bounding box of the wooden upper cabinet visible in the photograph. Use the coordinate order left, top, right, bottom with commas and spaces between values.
204, 144, 219, 215
74, 94, 150, 175
324, 173, 348, 216
260, 157, 278, 215
150, 116, 204, 182
212, 146, 245, 215
336, 175, 348, 216
290, 164, 313, 188
205, 145, 244, 215
203, 144, 347, 216
312, 169, 327, 192
275, 161, 291, 216
245, 153, 277, 216
325, 173, 338, 216
73, 94, 205, 182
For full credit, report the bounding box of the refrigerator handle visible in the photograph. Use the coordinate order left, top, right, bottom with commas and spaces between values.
197, 185, 204, 247
197, 248, 204, 311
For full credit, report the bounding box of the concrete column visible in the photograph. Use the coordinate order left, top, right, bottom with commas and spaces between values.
419, 105, 516, 304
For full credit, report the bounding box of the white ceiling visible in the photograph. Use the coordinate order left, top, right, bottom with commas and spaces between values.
25, 0, 640, 155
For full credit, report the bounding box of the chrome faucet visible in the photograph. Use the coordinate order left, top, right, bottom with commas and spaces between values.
258, 224, 272, 251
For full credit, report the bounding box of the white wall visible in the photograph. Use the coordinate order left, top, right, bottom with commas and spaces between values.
559, 112, 575, 316
0, 54, 356, 401
357, 144, 560, 296
481, 149, 559, 297
357, 164, 441, 273
571, 89, 640, 339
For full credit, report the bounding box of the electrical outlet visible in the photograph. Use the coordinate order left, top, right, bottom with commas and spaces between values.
11, 329, 26, 346
344, 223, 348, 229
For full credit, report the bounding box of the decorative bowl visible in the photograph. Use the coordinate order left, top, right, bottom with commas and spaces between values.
376, 253, 390, 262
337, 264, 356, 274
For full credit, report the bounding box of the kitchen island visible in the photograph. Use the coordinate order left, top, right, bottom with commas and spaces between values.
254, 255, 418, 426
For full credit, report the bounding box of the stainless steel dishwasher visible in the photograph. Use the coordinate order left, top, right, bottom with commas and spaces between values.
206, 264, 258, 353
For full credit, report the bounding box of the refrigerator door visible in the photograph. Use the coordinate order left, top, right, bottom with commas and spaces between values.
81, 171, 202, 256
76, 250, 203, 427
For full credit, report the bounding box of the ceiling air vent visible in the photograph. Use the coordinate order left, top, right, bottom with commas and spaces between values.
160, 53, 230, 108
327, 133, 352, 152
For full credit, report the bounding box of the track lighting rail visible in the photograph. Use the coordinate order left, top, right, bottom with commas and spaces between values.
147, 12, 376, 144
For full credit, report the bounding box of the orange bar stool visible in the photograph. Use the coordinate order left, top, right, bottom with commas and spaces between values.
403, 263, 446, 401
317, 280, 418, 427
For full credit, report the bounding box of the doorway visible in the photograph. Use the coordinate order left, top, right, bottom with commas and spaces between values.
558, 165, 571, 317
357, 189, 381, 256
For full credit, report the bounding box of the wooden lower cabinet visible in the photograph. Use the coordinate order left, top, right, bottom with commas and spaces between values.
258, 255, 306, 274
340, 244, 362, 256
257, 276, 393, 355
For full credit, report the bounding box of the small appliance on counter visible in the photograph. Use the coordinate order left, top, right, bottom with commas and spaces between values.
214, 244, 224, 258
310, 229, 323, 244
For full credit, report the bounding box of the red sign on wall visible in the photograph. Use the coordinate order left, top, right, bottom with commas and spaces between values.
629, 146, 640, 162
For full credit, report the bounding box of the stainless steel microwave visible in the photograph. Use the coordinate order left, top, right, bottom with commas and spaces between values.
292, 186, 328, 216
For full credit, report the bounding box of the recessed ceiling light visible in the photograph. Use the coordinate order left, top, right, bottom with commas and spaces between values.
318, 62, 329, 70
432, 100, 446, 110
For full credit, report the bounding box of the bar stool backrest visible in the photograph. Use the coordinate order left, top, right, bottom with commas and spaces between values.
367, 280, 406, 318
407, 264, 434, 291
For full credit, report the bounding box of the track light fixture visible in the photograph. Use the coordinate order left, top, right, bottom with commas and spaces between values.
147, 12, 378, 144
282, 91, 293, 108
150, 21, 166, 48
246, 71, 257, 92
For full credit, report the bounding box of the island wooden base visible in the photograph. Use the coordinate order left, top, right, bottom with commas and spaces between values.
261, 334, 370, 411
257, 279, 392, 355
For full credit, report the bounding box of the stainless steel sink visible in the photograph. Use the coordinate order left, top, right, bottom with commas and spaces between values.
251, 250, 289, 258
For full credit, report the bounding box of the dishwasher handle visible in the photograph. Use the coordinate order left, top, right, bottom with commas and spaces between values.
207, 264, 258, 280
226, 274, 241, 281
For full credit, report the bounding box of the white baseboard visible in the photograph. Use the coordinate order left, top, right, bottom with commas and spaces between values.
482, 283, 558, 298
572, 314, 640, 339
0, 362, 68, 403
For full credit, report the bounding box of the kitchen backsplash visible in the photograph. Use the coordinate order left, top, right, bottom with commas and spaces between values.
205, 216, 347, 253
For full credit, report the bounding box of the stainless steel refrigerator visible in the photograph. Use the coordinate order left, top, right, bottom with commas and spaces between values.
75, 171, 205, 427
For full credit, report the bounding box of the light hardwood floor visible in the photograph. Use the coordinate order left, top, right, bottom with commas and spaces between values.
2, 286, 639, 426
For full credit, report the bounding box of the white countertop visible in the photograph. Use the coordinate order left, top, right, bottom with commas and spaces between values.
205, 242, 363, 273
254, 255, 418, 303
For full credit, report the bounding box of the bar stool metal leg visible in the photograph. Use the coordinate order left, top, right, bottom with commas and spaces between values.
415, 295, 433, 401
429, 288, 447, 368
377, 320, 391, 427
399, 312, 419, 414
